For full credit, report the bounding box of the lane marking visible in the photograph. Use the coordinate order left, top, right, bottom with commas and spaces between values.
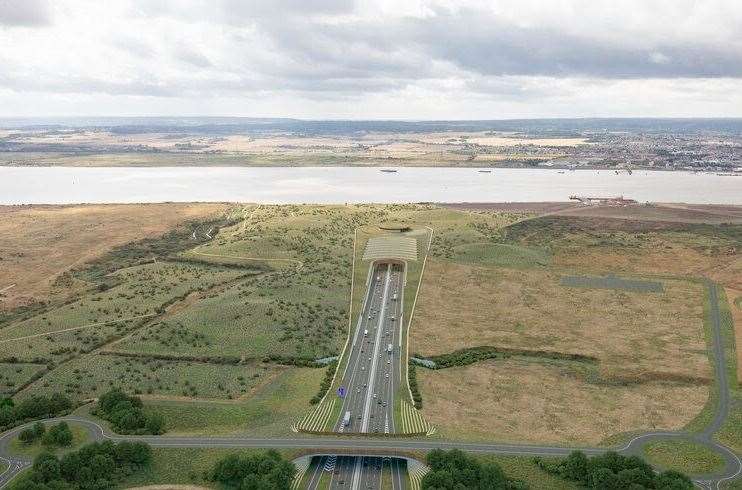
362, 264, 392, 433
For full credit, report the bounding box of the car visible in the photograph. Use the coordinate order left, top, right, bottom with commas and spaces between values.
368, 357, 371, 361
373, 393, 377, 398
377, 399, 381, 405
357, 387, 360, 393
387, 359, 390, 364
383, 401, 387, 407
385, 373, 389, 378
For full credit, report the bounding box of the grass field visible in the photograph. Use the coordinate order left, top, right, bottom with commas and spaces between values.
7, 422, 91, 459
417, 358, 707, 445
0, 203, 228, 311
643, 439, 726, 475
138, 367, 325, 436
18, 353, 280, 401
411, 215, 741, 445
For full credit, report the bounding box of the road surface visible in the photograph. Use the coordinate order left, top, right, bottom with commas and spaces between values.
330, 261, 406, 489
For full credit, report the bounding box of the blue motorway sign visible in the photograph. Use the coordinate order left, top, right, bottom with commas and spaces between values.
337, 386, 346, 398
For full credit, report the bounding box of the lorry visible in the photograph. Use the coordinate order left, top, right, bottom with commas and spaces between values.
343, 411, 351, 427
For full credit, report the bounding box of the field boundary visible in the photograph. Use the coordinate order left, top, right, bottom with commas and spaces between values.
404, 226, 433, 406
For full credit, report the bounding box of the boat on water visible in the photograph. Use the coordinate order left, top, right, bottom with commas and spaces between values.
380, 169, 398, 173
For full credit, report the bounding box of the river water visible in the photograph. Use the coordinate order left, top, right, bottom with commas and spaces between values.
0, 167, 739, 204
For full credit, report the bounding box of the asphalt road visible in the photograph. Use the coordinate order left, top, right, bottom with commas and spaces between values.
0, 282, 739, 489
330, 261, 405, 489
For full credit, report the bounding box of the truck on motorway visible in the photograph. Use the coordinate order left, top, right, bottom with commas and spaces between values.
387, 343, 393, 354
343, 411, 351, 426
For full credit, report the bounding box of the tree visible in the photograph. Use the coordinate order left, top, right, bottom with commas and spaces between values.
43, 422, 73, 447
144, 412, 165, 435
589, 467, 618, 489
33, 422, 47, 439
19, 427, 37, 444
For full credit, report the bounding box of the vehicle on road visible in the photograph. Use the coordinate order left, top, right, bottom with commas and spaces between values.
343, 411, 351, 426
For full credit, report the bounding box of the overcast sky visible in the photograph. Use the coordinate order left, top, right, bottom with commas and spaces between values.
1, 0, 741, 119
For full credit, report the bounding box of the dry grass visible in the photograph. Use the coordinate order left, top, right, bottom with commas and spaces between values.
418, 358, 709, 445
728, 287, 742, 383
0, 203, 228, 309
412, 259, 709, 383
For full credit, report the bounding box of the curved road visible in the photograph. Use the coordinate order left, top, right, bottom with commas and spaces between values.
0, 282, 738, 489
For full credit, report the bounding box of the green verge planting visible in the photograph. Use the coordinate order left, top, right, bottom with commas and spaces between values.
118, 448, 300, 488
421, 449, 523, 489
208, 450, 296, 489
643, 439, 726, 475
94, 388, 165, 435
10, 422, 90, 459
534, 450, 694, 489
0, 394, 73, 432
9, 441, 152, 490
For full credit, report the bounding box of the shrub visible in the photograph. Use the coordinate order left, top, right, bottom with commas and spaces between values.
208, 450, 295, 490
422, 449, 513, 490
42, 422, 73, 447
14, 440, 151, 490
534, 450, 693, 489
94, 388, 166, 435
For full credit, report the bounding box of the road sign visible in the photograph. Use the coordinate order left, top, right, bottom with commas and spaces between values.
337, 386, 346, 398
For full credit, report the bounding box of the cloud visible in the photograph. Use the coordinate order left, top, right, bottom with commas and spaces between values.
0, 0, 51, 27
0, 0, 741, 117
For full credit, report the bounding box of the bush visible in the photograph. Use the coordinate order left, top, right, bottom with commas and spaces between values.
408, 362, 423, 409
208, 450, 296, 489
422, 449, 513, 490
534, 450, 693, 489
14, 440, 151, 490
94, 388, 166, 435
309, 361, 337, 405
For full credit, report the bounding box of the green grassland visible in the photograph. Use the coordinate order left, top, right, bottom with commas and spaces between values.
716, 286, 742, 455
111, 269, 348, 361
0, 363, 47, 395
137, 367, 325, 436
0, 262, 246, 364
19, 353, 278, 401
643, 439, 726, 475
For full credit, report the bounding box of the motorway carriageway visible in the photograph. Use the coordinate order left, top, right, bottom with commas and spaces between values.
323, 262, 405, 489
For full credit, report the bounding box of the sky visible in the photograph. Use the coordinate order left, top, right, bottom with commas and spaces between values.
1, 0, 741, 119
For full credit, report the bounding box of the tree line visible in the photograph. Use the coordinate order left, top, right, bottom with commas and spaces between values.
19, 421, 73, 447
0, 394, 73, 431
208, 450, 296, 489
534, 450, 694, 489
421, 449, 522, 489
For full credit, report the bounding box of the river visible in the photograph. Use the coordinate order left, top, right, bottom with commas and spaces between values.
0, 167, 739, 204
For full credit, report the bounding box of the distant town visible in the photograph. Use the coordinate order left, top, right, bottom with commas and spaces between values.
1, 117, 740, 172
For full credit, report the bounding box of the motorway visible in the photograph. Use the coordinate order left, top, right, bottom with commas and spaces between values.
321, 262, 405, 489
